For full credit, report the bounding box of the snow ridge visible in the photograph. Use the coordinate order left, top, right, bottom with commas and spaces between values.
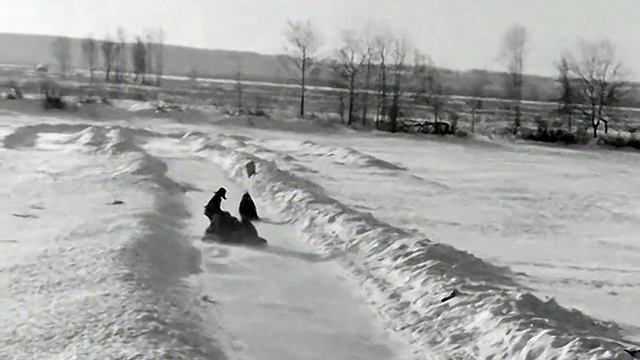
2, 124, 227, 359
188, 132, 636, 360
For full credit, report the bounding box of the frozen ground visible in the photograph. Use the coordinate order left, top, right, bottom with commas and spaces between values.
226, 126, 640, 333
0, 110, 412, 360
1, 103, 639, 359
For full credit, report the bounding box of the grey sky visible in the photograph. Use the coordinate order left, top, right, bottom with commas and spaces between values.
0, 0, 638, 79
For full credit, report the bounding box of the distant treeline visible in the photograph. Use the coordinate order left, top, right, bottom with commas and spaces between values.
0, 32, 638, 109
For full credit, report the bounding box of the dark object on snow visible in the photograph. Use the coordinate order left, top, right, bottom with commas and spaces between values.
204, 187, 227, 220
78, 95, 103, 105
154, 101, 184, 113
12, 213, 39, 219
111, 200, 125, 205
245, 161, 256, 178
43, 92, 66, 110
5, 87, 23, 100
440, 289, 459, 303
241, 217, 258, 237
204, 211, 266, 246
239, 192, 259, 221
625, 349, 640, 358
203, 187, 266, 246
201, 295, 217, 304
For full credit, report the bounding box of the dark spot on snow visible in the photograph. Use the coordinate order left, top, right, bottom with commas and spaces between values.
12, 213, 39, 219
201, 295, 217, 304
29, 204, 45, 210
440, 289, 459, 303
110, 200, 125, 205
245, 160, 256, 177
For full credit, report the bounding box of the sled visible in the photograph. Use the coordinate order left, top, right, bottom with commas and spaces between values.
203, 214, 268, 247
202, 230, 268, 247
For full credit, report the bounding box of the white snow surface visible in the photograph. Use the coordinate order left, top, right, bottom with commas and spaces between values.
1, 106, 639, 360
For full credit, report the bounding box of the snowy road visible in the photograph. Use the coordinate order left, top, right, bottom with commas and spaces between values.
0, 114, 412, 360
142, 141, 413, 360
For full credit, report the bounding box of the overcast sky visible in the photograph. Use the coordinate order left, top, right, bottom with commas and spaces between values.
0, 0, 637, 79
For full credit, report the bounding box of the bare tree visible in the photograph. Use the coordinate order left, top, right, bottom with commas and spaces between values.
284, 19, 320, 118
335, 29, 366, 126
114, 27, 127, 83
374, 33, 392, 129
101, 38, 115, 81
132, 37, 146, 84
81, 36, 97, 82
360, 28, 375, 127
187, 66, 199, 84
556, 56, 575, 131
52, 36, 72, 78
389, 37, 409, 133
155, 27, 164, 86
235, 57, 244, 115
568, 39, 629, 137
327, 59, 347, 123
145, 32, 154, 81
467, 69, 490, 132
414, 51, 447, 132
499, 24, 527, 133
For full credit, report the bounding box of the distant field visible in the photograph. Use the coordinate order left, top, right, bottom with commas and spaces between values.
1, 63, 639, 138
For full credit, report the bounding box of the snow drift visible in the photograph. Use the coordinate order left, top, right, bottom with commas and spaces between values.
1, 124, 228, 359
182, 132, 637, 360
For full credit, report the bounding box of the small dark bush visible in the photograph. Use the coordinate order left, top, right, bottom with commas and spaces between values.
455, 129, 469, 138
520, 126, 579, 144
43, 93, 66, 110
248, 109, 268, 117
599, 133, 640, 150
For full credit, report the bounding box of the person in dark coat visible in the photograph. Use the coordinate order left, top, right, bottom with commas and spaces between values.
238, 192, 260, 222
204, 187, 227, 221
205, 187, 239, 238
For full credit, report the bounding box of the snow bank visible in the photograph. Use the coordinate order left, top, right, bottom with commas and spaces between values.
257, 138, 407, 171
3, 123, 90, 149
1, 124, 228, 359
186, 132, 636, 360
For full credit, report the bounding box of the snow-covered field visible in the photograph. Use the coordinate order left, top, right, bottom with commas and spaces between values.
1, 103, 638, 359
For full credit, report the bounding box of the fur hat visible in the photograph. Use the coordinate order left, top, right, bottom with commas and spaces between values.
215, 187, 227, 199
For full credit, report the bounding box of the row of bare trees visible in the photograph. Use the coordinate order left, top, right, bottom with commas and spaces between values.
498, 24, 629, 138
555, 40, 628, 137
329, 30, 414, 131
284, 20, 423, 132
283, 20, 630, 138
50, 27, 165, 86
283, 20, 489, 134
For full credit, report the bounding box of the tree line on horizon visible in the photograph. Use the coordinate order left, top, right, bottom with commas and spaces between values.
51, 27, 165, 86
283, 20, 631, 138
46, 20, 631, 139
